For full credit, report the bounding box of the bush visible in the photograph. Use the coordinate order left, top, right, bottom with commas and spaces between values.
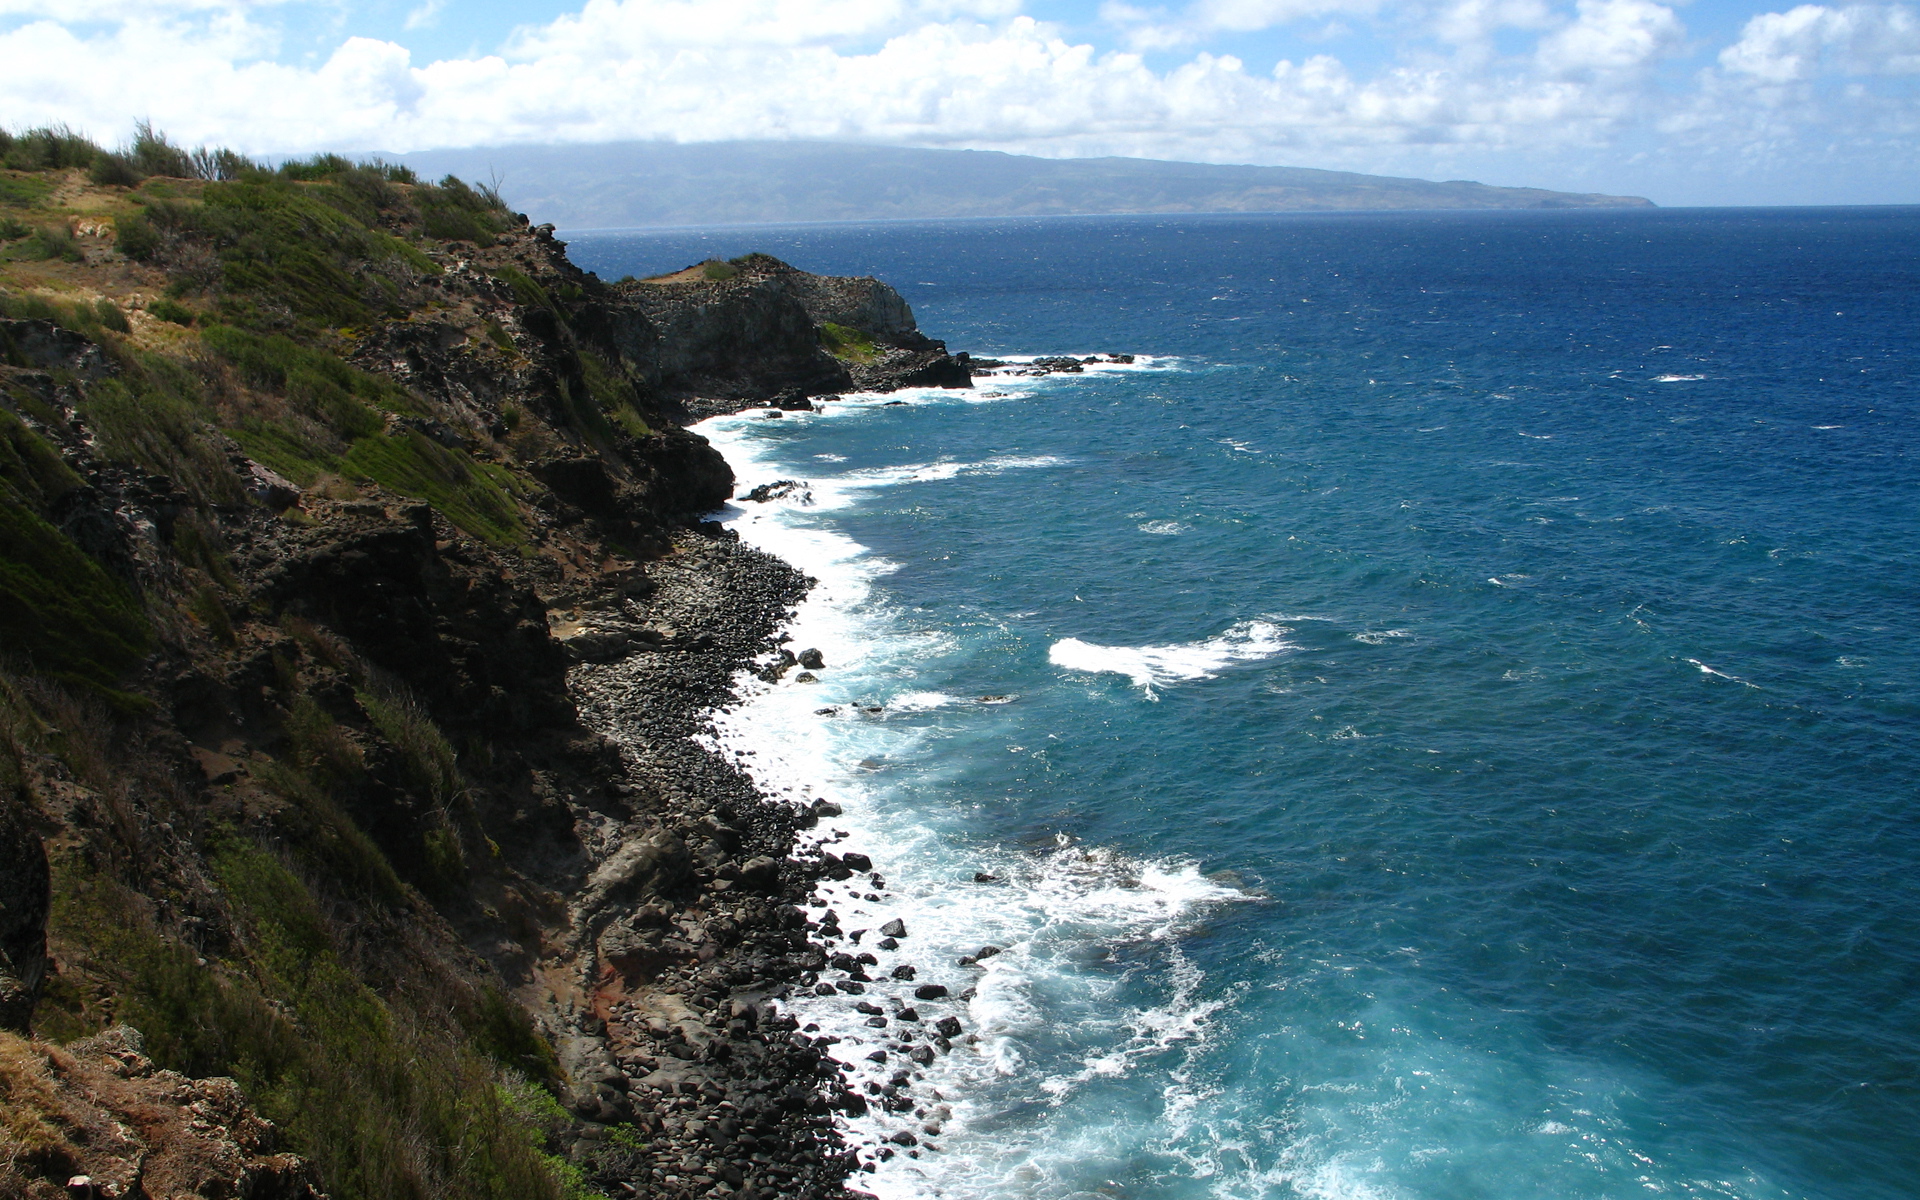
92, 299, 129, 333
23, 223, 80, 263
0, 217, 28, 241
0, 125, 101, 172
89, 153, 142, 188
127, 122, 193, 179
47, 850, 572, 1200
416, 177, 506, 246
113, 209, 161, 260
147, 297, 195, 326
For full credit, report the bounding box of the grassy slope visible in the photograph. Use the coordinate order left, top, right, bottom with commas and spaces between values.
0, 133, 679, 1200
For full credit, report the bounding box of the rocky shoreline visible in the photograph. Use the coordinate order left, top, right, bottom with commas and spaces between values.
546, 526, 974, 1196
0, 157, 1001, 1199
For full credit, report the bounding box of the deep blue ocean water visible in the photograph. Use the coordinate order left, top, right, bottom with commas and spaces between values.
568, 208, 1920, 1200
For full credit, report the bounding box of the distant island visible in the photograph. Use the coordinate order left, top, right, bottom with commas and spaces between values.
386, 141, 1655, 231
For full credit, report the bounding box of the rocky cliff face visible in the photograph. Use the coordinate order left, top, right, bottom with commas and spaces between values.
0, 162, 961, 1200
604, 252, 972, 414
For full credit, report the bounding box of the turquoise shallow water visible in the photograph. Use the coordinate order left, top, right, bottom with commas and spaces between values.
570, 209, 1920, 1200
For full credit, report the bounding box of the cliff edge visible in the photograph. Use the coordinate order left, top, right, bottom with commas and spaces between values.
0, 129, 953, 1200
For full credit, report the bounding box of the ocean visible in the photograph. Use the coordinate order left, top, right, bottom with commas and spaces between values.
568, 207, 1920, 1200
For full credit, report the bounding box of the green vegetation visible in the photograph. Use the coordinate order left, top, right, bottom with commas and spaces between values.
0, 125, 643, 1200
118, 178, 432, 331
819, 320, 877, 363
0, 125, 100, 173
0, 487, 150, 692
78, 352, 244, 505
700, 259, 739, 281
344, 432, 525, 547
44, 846, 570, 1200
417, 176, 506, 246
579, 347, 651, 440
0, 176, 52, 210
147, 297, 196, 326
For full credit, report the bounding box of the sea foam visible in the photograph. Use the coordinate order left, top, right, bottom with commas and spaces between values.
693, 388, 1246, 1198
1049, 620, 1295, 696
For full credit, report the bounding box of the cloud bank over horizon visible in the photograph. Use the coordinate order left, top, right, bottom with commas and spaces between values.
1, 0, 1916, 205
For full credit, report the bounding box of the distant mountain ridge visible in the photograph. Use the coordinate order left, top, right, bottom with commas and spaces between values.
388, 141, 1654, 231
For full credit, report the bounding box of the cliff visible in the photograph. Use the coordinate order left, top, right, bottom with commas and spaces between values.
0, 135, 960, 1200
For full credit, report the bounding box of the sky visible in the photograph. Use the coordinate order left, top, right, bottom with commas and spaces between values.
2, 0, 1917, 204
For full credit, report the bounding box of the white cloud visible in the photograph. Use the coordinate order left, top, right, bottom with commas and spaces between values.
1718, 3, 1920, 82
403, 0, 446, 30
1103, 0, 1380, 49
1534, 0, 1683, 76
0, 0, 1915, 202
1433, 0, 1556, 46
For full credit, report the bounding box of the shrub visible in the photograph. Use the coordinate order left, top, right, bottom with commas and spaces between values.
190, 146, 256, 182
23, 223, 80, 263
416, 177, 506, 246
358, 690, 460, 806
46, 851, 571, 1200
277, 153, 354, 182
0, 125, 101, 172
89, 153, 142, 188
0, 216, 28, 241
113, 209, 161, 260
147, 297, 195, 326
93, 299, 129, 333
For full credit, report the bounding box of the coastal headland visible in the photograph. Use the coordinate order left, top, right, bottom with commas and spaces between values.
0, 130, 973, 1200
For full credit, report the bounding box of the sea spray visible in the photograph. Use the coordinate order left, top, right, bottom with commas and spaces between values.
696, 392, 1248, 1196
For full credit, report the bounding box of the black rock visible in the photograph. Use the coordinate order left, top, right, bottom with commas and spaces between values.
913, 984, 948, 1000
798, 648, 825, 669
879, 918, 906, 938
842, 852, 874, 872
973, 872, 1000, 883
934, 1016, 963, 1038
891, 965, 916, 981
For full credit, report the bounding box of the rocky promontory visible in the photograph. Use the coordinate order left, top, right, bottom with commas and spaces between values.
0, 135, 975, 1200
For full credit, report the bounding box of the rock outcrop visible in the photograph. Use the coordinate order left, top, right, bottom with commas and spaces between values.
602, 253, 973, 414
0, 1026, 325, 1200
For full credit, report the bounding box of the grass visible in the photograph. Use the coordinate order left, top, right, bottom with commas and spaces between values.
148, 297, 196, 326
0, 407, 82, 508
342, 431, 526, 548
0, 485, 151, 693
820, 320, 878, 363
119, 177, 435, 333
579, 348, 652, 440
44, 845, 574, 1200
78, 353, 245, 506
0, 176, 50, 209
